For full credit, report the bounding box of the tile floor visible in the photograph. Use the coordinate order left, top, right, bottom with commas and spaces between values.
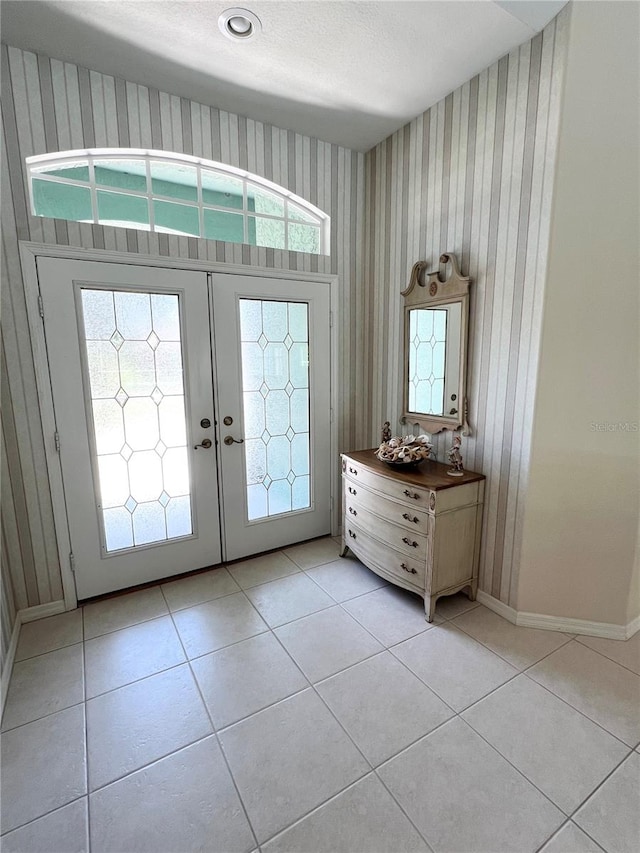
1, 536, 639, 853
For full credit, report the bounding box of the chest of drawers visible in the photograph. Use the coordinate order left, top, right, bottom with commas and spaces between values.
341, 450, 485, 621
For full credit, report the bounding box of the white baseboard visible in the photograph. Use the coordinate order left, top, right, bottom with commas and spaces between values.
624, 613, 640, 640
477, 591, 638, 640
1, 616, 22, 718
476, 590, 518, 624
1, 600, 67, 717
19, 600, 66, 624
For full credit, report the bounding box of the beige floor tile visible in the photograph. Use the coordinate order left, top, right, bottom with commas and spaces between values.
15, 610, 82, 662
262, 774, 430, 853
317, 651, 452, 766
191, 632, 307, 728
2, 644, 84, 731
227, 550, 301, 589
90, 737, 255, 853
342, 585, 435, 647
83, 587, 168, 640
160, 565, 240, 611
576, 631, 640, 675
219, 689, 368, 843
284, 536, 342, 569
574, 752, 640, 853
528, 641, 640, 746
0, 798, 89, 853
274, 606, 383, 683
392, 622, 517, 711
0, 704, 87, 834
84, 615, 185, 699
86, 664, 211, 790
453, 606, 572, 670
540, 821, 604, 853
462, 674, 629, 813
306, 557, 388, 602
172, 591, 268, 658
434, 591, 480, 620
379, 717, 563, 853
244, 573, 334, 628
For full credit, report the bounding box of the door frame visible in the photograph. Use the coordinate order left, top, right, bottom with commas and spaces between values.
20, 240, 340, 611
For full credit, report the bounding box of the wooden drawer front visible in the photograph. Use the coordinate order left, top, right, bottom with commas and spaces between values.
344, 522, 425, 590
343, 460, 431, 509
343, 479, 429, 535
344, 498, 427, 561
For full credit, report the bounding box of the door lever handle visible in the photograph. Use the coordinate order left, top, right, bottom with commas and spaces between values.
194, 438, 213, 450
223, 435, 245, 445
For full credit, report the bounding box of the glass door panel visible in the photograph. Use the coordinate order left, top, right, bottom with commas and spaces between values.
239, 299, 310, 520
79, 289, 193, 551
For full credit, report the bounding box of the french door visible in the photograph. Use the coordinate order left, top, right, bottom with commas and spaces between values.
37, 257, 331, 599
213, 273, 331, 560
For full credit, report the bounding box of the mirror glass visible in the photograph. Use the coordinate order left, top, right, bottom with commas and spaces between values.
407, 304, 461, 417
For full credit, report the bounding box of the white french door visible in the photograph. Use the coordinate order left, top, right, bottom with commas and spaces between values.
37, 257, 331, 599
39, 257, 222, 599
213, 273, 331, 560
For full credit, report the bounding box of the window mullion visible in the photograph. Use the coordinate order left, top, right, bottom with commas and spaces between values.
87, 157, 98, 224
146, 158, 155, 232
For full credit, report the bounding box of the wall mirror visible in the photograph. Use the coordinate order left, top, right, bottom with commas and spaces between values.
401, 252, 471, 435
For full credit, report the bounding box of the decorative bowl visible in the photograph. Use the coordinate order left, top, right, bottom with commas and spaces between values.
375, 434, 433, 466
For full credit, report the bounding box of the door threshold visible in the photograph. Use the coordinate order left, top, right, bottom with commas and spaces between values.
78, 534, 333, 606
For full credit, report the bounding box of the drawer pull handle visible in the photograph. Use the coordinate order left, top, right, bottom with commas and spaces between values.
348, 486, 357, 495
348, 507, 357, 516
402, 513, 419, 524
403, 489, 420, 500
349, 467, 358, 475
348, 530, 357, 539
402, 537, 419, 548
401, 562, 418, 575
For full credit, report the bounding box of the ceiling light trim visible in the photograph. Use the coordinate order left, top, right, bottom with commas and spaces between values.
218, 7, 262, 41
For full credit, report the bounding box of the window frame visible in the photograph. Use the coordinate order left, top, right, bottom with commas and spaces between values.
26, 148, 330, 255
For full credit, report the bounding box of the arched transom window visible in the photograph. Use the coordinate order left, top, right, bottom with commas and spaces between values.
26, 149, 330, 255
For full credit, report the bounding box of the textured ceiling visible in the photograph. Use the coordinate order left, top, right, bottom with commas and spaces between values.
0, 1, 567, 151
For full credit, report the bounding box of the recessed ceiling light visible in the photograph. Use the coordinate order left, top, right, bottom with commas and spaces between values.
219, 7, 262, 41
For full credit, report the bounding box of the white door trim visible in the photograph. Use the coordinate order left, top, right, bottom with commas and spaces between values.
20, 240, 339, 611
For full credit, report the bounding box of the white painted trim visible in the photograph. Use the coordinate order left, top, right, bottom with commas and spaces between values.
330, 276, 340, 536
1, 600, 66, 717
20, 244, 78, 611
478, 589, 639, 640
1, 617, 21, 718
18, 600, 66, 624
626, 613, 640, 640
19, 241, 337, 283
476, 590, 518, 623
516, 611, 628, 640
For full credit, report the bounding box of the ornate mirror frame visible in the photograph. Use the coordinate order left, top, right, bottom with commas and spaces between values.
401, 252, 471, 435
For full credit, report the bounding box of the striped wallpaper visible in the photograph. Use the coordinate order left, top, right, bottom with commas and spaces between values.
364, 9, 568, 606
0, 43, 367, 667
1, 7, 568, 677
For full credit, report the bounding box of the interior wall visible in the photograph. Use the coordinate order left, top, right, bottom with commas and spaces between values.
516, 0, 640, 627
364, 10, 568, 606
0, 43, 366, 609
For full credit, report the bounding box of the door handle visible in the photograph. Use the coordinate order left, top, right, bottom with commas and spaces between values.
223, 435, 245, 445
194, 438, 213, 450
